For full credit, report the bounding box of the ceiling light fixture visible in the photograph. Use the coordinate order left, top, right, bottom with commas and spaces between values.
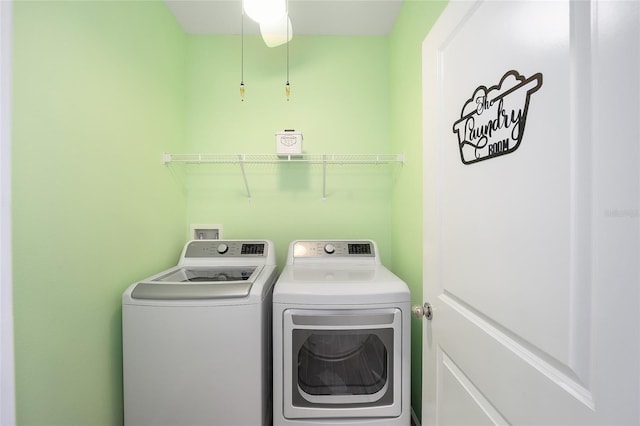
259, 14, 292, 48
239, 0, 293, 101
243, 0, 286, 25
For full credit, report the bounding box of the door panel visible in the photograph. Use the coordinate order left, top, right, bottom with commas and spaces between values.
438, 348, 507, 426
422, 0, 639, 424
439, 0, 575, 367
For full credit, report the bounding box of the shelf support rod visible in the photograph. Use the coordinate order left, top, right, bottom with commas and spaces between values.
322, 154, 327, 200
238, 154, 252, 200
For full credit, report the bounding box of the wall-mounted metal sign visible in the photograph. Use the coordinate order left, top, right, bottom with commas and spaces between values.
452, 70, 543, 165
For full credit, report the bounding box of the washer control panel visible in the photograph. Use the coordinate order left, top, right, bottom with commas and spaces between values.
184, 240, 267, 258
292, 240, 375, 258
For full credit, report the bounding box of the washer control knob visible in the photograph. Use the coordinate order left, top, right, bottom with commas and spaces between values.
324, 243, 336, 254
217, 243, 229, 254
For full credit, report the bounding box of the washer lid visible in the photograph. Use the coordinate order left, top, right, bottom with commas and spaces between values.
131, 265, 262, 300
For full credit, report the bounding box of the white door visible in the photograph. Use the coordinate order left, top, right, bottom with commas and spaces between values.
422, 0, 639, 424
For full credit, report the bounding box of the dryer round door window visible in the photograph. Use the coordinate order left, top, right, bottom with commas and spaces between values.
282, 308, 403, 419
294, 329, 393, 405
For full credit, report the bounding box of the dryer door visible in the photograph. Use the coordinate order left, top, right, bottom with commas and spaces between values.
282, 308, 403, 419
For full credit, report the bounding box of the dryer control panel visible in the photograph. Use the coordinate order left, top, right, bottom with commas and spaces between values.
292, 240, 376, 258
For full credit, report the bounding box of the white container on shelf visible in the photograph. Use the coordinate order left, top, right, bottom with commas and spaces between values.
275, 130, 303, 157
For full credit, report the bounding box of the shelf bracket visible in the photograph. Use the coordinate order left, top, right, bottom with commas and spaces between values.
237, 154, 252, 201
322, 154, 327, 201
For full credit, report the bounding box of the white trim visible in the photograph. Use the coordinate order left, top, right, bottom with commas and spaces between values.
0, 0, 15, 424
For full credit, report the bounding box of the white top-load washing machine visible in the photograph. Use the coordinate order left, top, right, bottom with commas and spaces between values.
273, 240, 411, 426
122, 240, 277, 426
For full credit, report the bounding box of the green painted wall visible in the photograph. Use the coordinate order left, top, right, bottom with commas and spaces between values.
10, 0, 446, 423
11, 1, 186, 424
389, 0, 448, 421
183, 35, 395, 266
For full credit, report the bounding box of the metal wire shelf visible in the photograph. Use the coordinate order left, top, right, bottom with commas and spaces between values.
162, 153, 404, 165
161, 152, 405, 200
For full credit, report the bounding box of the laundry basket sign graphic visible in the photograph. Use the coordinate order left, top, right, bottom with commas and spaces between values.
452, 70, 543, 165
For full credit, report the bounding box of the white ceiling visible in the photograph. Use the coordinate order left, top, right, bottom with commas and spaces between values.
164, 0, 404, 36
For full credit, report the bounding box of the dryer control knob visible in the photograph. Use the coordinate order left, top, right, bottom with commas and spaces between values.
217, 243, 229, 254
324, 243, 336, 254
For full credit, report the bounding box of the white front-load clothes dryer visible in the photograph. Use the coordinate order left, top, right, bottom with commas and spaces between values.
273, 240, 411, 426
122, 240, 277, 426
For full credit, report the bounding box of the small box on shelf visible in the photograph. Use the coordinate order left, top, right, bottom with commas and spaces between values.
276, 130, 303, 157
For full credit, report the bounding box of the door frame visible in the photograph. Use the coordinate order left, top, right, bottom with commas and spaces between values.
1, 0, 15, 424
